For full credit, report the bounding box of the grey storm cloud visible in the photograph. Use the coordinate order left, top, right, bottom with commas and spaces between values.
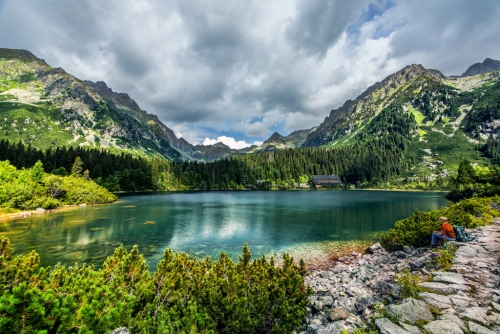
0, 0, 500, 146
285, 0, 370, 58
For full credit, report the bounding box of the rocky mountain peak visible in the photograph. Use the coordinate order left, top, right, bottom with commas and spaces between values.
263, 132, 285, 145
85, 80, 144, 116
302, 64, 445, 147
212, 142, 231, 149
461, 58, 500, 77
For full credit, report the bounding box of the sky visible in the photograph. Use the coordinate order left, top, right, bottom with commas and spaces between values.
1, 0, 500, 149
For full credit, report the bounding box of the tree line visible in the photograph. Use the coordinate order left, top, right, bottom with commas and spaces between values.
0, 132, 411, 192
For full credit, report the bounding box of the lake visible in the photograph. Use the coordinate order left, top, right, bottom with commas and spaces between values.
0, 190, 447, 269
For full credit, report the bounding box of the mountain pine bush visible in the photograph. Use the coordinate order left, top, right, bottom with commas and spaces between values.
0, 239, 311, 333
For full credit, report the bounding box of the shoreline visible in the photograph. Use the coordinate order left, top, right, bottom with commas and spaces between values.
0, 201, 121, 222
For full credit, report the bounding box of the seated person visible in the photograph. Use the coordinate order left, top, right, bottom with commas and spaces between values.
431, 216, 456, 247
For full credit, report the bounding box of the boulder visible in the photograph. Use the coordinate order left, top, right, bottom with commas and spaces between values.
399, 322, 420, 334
355, 296, 372, 312
374, 318, 411, 334
467, 321, 495, 334
329, 308, 348, 322
460, 307, 490, 326
437, 314, 466, 330
423, 320, 463, 334
403, 246, 412, 254
418, 292, 452, 309
409, 258, 426, 269
490, 301, 500, 312
387, 298, 434, 325
432, 272, 468, 285
367, 242, 383, 254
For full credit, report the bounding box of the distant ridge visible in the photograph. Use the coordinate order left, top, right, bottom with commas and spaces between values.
461, 58, 500, 77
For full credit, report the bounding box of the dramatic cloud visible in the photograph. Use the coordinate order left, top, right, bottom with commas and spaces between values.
0, 0, 499, 145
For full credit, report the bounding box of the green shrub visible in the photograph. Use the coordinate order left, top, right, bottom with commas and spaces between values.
0, 160, 116, 211
396, 269, 423, 299
0, 239, 310, 334
381, 196, 500, 250
434, 243, 458, 270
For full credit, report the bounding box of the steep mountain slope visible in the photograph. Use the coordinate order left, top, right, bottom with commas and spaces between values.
0, 48, 185, 160
302, 64, 445, 147
461, 58, 500, 77
301, 61, 500, 180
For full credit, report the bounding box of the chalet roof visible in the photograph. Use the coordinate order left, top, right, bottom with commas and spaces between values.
312, 174, 340, 180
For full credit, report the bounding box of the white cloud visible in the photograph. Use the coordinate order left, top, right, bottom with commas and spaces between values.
0, 0, 499, 144
202, 136, 261, 150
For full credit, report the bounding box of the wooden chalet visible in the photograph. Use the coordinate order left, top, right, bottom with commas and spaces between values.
310, 174, 341, 186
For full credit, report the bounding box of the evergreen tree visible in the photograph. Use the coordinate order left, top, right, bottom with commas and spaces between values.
71, 156, 84, 178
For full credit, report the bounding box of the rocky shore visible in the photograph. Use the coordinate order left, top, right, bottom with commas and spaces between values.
300, 219, 500, 334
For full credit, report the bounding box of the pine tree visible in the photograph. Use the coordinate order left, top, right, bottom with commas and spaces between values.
71, 156, 84, 178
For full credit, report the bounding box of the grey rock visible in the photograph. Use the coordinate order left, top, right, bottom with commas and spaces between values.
491, 301, 500, 312
319, 271, 331, 279
322, 296, 334, 307
311, 300, 323, 312
410, 259, 426, 269
460, 307, 490, 326
449, 294, 475, 311
448, 284, 471, 292
329, 308, 348, 321
387, 298, 434, 325
355, 296, 372, 312
419, 292, 452, 309
391, 283, 401, 298
317, 321, 348, 334
375, 318, 411, 334
403, 246, 412, 254
397, 251, 408, 258
467, 321, 495, 334
488, 312, 500, 325
109, 328, 129, 334
432, 272, 468, 285
367, 242, 383, 254
377, 280, 393, 295
399, 322, 421, 334
423, 320, 463, 334
437, 314, 466, 330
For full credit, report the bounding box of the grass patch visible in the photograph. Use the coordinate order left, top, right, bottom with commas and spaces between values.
408, 105, 426, 126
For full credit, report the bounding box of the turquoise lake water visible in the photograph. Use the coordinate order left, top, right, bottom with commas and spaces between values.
0, 190, 448, 268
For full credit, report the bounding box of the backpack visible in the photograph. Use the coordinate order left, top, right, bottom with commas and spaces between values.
453, 225, 475, 242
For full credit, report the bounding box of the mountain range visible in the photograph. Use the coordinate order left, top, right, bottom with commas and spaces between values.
1, 48, 500, 177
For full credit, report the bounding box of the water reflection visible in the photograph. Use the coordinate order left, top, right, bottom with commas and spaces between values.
0, 190, 447, 268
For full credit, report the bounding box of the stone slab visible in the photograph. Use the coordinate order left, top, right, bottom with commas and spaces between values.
423, 320, 463, 334
460, 307, 490, 326
375, 318, 411, 334
388, 298, 434, 325
468, 321, 495, 334
419, 292, 452, 310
